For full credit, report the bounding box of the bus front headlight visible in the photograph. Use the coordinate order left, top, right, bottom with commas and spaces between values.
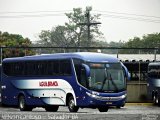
91, 91, 99, 95
121, 94, 127, 99
86, 92, 100, 99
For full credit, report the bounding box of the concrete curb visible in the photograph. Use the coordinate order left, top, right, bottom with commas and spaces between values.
126, 103, 153, 106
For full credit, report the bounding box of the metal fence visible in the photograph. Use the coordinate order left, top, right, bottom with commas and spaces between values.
0, 46, 160, 81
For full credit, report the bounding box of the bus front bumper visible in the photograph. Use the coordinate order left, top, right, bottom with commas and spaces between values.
86, 92, 126, 107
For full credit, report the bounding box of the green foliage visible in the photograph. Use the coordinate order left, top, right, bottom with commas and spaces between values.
37, 7, 103, 52
0, 31, 34, 60
65, 7, 102, 47
120, 33, 160, 54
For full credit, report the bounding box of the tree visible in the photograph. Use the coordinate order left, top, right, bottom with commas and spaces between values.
65, 7, 102, 47
37, 7, 103, 52
0, 31, 34, 60
120, 33, 160, 54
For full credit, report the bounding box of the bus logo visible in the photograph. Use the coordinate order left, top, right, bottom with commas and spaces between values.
39, 81, 58, 87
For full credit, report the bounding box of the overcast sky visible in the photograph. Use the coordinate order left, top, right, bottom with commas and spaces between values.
0, 0, 160, 43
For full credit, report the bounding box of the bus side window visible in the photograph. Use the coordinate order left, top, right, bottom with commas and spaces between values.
80, 66, 87, 87
3, 63, 11, 76
74, 64, 81, 81
53, 60, 60, 75
27, 62, 34, 75
74, 64, 87, 87
59, 60, 71, 76
73, 59, 81, 79
47, 61, 53, 75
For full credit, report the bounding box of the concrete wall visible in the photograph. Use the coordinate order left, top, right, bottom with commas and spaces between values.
127, 81, 148, 102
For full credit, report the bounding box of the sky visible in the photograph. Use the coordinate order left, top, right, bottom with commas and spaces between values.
0, 0, 160, 43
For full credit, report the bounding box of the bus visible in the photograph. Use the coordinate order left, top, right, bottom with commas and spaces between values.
0, 64, 1, 93
1, 52, 130, 112
147, 62, 160, 105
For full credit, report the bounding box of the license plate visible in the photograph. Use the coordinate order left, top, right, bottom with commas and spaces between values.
106, 102, 112, 105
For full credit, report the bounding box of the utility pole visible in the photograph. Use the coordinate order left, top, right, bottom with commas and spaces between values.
78, 10, 101, 48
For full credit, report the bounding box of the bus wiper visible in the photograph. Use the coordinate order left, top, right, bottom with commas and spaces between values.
101, 69, 109, 91
101, 69, 118, 92
109, 73, 118, 91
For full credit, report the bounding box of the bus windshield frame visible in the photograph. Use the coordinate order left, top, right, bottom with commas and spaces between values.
87, 62, 126, 93
148, 65, 160, 79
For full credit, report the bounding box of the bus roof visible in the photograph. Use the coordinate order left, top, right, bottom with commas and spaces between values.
3, 52, 119, 63
149, 62, 160, 66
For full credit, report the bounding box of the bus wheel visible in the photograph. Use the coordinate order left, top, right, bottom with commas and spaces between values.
156, 96, 159, 105
68, 96, 79, 112
18, 95, 32, 111
98, 107, 108, 112
156, 95, 160, 106
153, 94, 157, 105
45, 105, 59, 112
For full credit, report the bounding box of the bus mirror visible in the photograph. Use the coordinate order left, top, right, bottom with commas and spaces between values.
82, 64, 90, 77
127, 72, 131, 81
121, 63, 130, 81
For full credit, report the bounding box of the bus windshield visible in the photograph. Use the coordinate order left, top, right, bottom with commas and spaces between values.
88, 63, 125, 92
148, 65, 160, 79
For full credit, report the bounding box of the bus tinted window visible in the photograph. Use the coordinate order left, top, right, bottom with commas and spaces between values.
59, 60, 71, 75
3, 59, 72, 77
73, 59, 87, 87
148, 65, 160, 78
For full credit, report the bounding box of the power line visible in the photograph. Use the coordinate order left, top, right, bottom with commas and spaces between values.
0, 10, 72, 14
0, 13, 65, 18
93, 10, 160, 19
0, 10, 159, 19
100, 13, 160, 23
0, 10, 71, 18
93, 10, 160, 23
1, 10, 159, 19
0, 10, 160, 23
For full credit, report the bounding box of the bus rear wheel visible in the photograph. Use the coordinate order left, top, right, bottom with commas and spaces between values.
45, 105, 59, 112
155, 95, 160, 106
153, 93, 159, 105
98, 107, 108, 112
18, 95, 33, 111
68, 96, 79, 112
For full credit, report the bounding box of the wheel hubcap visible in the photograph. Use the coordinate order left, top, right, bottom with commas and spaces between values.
156, 97, 159, 104
20, 97, 24, 109
69, 99, 75, 109
153, 96, 156, 103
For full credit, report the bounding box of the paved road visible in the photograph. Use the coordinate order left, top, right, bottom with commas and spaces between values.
0, 105, 160, 120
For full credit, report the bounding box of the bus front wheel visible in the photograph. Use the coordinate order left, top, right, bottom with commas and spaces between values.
68, 96, 79, 112
98, 107, 108, 112
18, 95, 32, 111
